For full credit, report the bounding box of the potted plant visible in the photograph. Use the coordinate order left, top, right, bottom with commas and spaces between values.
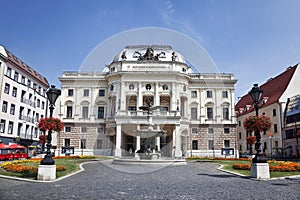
243, 115, 272, 132
37, 117, 64, 132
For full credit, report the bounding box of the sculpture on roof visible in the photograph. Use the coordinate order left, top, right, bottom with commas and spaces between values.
138, 47, 159, 61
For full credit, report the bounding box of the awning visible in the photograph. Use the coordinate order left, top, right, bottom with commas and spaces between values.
8, 144, 26, 149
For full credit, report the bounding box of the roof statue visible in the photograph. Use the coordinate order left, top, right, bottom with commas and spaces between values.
138, 47, 159, 61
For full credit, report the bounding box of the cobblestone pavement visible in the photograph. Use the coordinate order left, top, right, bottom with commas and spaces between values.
0, 160, 299, 200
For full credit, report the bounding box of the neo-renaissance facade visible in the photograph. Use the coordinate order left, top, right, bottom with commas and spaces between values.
55, 45, 237, 158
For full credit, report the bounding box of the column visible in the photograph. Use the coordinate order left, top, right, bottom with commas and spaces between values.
154, 82, 159, 106
136, 125, 141, 152
171, 83, 176, 111
156, 125, 161, 151
137, 82, 143, 109
120, 82, 126, 111
174, 124, 182, 158
115, 124, 122, 157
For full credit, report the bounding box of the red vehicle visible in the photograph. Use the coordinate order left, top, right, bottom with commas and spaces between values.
0, 143, 28, 161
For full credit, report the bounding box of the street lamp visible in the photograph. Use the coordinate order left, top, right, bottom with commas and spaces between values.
41, 85, 61, 165
249, 83, 264, 163
269, 132, 273, 159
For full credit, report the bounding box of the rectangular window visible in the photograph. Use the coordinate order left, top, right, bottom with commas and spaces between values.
224, 140, 230, 148
81, 127, 87, 133
37, 99, 40, 108
21, 76, 25, 84
192, 140, 198, 150
238, 121, 241, 126
207, 107, 213, 120
191, 107, 197, 120
207, 91, 212, 98
222, 91, 228, 98
191, 91, 197, 98
27, 79, 31, 87
0, 119, 5, 133
34, 128, 38, 138
64, 139, 71, 147
208, 140, 214, 150
10, 104, 15, 115
223, 108, 229, 120
8, 121, 13, 134
80, 139, 86, 149
14, 72, 19, 82
128, 106, 136, 111
264, 142, 267, 150
82, 106, 89, 118
4, 83, 10, 94
224, 128, 230, 134
68, 89, 74, 96
41, 102, 45, 109
99, 89, 105, 97
97, 107, 105, 119
2, 101, 8, 113
208, 128, 214, 134
273, 109, 276, 116
239, 132, 242, 139
67, 106, 73, 118
96, 139, 103, 149
83, 89, 89, 96
65, 127, 71, 132
6, 67, 12, 77
274, 124, 278, 133
12, 87, 17, 97
191, 128, 198, 134
97, 127, 104, 134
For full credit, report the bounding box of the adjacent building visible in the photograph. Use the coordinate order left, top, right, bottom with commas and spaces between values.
56, 45, 237, 158
283, 94, 300, 158
235, 64, 300, 158
0, 45, 49, 146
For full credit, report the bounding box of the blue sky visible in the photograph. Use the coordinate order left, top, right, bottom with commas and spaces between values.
1, 0, 300, 101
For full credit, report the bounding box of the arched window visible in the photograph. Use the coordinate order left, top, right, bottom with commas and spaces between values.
162, 84, 168, 90
129, 84, 134, 90
146, 84, 151, 90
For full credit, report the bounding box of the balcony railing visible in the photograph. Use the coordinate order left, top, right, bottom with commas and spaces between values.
20, 97, 36, 108
19, 114, 35, 123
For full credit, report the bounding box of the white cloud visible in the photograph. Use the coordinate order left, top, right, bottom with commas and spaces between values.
160, 1, 205, 45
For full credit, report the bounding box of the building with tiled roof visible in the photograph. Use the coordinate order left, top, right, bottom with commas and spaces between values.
0, 45, 49, 147
235, 64, 300, 158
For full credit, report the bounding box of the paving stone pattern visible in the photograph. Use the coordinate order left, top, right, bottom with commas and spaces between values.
0, 161, 299, 200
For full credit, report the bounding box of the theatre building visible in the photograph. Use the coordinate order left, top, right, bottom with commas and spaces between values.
56, 45, 237, 158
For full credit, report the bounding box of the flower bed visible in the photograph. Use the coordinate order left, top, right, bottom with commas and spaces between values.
187, 156, 251, 161
0, 160, 66, 176
233, 161, 300, 172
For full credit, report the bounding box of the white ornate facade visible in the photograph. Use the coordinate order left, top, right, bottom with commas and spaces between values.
56, 45, 237, 158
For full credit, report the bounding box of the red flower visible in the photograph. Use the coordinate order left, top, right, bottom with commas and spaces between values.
243, 115, 272, 132
37, 117, 64, 132
246, 136, 256, 145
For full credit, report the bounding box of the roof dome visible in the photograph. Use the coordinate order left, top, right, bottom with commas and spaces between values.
112, 45, 186, 63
